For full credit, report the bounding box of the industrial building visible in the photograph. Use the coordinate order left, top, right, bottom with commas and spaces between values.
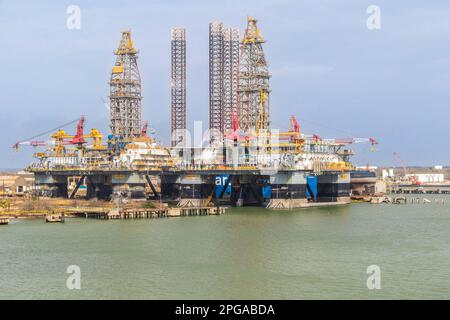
15, 17, 379, 209
0, 171, 35, 196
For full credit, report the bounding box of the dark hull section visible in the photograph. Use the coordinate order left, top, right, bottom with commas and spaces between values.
87, 184, 113, 199
270, 184, 307, 199
180, 184, 214, 199
177, 175, 215, 207
230, 176, 268, 206
267, 172, 308, 208
160, 182, 180, 201
129, 187, 146, 199
34, 170, 352, 208
317, 173, 350, 202
52, 183, 68, 198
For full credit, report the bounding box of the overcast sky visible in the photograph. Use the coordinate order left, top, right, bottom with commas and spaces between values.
1, 0, 449, 168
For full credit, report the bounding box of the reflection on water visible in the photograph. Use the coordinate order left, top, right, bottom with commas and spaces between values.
1, 195, 449, 299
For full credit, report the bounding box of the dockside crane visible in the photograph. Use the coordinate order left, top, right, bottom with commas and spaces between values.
393, 152, 420, 185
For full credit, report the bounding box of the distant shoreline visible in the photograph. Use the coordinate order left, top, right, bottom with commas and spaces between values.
0, 168, 24, 173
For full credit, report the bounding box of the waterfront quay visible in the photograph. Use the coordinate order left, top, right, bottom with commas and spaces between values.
392, 184, 450, 194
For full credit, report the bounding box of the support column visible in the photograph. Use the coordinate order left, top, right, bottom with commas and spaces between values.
317, 172, 350, 203
266, 171, 307, 209
177, 175, 215, 207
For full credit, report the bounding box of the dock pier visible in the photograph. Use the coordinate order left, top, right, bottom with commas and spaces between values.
392, 184, 450, 194
65, 206, 224, 220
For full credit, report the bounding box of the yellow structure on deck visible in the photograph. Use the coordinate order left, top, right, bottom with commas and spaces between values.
242, 16, 264, 44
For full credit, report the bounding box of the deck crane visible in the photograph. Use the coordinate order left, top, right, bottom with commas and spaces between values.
140, 121, 148, 137
225, 111, 247, 142
291, 115, 300, 134
322, 137, 378, 151
139, 121, 156, 139
84, 128, 106, 150
50, 116, 87, 156
272, 115, 303, 153
52, 116, 106, 152
71, 116, 86, 146
13, 117, 81, 151
13, 116, 106, 155
278, 115, 301, 142
13, 140, 71, 149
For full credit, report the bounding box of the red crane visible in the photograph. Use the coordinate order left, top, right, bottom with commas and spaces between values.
225, 112, 247, 141
70, 116, 86, 146
290, 115, 300, 133
141, 121, 148, 137
312, 134, 322, 144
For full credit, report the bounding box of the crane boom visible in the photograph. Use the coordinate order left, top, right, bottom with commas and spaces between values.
13, 117, 82, 150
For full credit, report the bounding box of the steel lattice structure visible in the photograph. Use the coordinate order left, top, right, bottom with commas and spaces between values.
209, 23, 240, 136
222, 28, 240, 133
237, 17, 271, 133
109, 31, 142, 139
209, 22, 224, 136
171, 27, 187, 146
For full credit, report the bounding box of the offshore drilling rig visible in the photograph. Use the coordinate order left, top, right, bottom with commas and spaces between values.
15, 17, 378, 209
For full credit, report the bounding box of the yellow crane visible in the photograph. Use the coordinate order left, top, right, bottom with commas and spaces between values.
84, 128, 106, 151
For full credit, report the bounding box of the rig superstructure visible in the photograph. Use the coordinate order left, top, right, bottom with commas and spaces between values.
238, 16, 270, 133
15, 17, 378, 209
110, 31, 142, 142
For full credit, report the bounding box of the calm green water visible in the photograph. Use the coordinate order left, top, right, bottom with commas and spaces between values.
1, 195, 449, 299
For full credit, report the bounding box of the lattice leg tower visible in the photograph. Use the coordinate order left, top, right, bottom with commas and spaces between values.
209, 22, 224, 138
222, 28, 240, 134
171, 28, 187, 147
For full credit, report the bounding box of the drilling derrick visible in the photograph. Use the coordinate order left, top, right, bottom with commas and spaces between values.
209, 22, 224, 137
238, 17, 271, 133
171, 27, 187, 146
109, 30, 142, 141
222, 28, 240, 133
